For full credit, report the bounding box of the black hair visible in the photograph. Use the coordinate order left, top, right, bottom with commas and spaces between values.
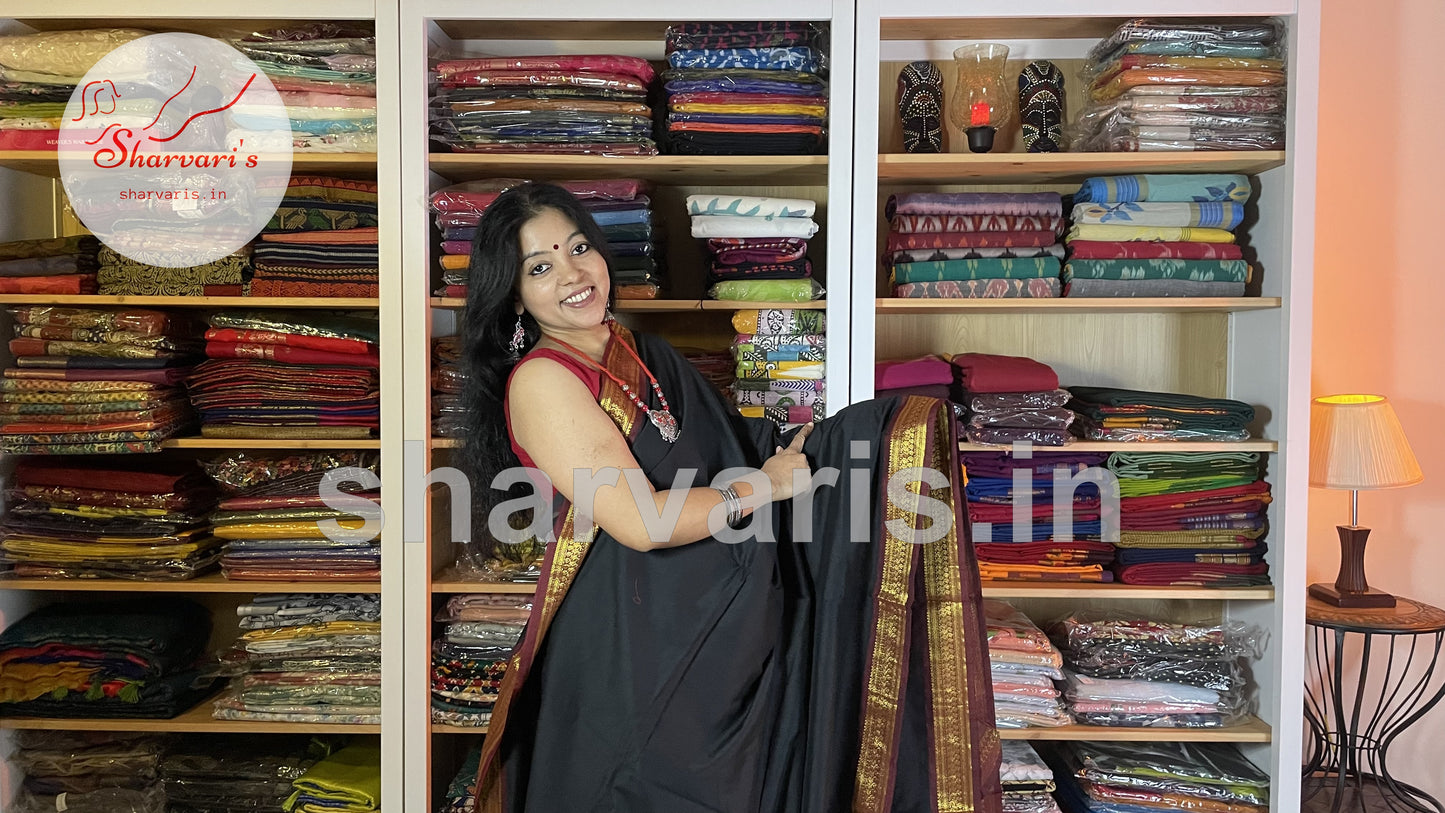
458, 182, 615, 550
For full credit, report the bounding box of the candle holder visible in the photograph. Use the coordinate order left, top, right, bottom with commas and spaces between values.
948, 43, 1015, 153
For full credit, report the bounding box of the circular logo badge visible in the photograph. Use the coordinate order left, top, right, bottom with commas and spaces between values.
59, 32, 293, 268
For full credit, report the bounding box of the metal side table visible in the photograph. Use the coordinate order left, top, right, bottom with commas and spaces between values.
1303, 595, 1445, 812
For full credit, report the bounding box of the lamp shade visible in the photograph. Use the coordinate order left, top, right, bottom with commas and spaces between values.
1310, 394, 1424, 490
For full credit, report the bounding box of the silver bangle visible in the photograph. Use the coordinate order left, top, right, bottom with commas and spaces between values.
715, 485, 744, 528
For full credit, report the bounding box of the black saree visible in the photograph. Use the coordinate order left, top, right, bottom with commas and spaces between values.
478, 325, 1001, 813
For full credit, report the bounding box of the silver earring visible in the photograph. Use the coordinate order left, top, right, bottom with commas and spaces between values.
507, 316, 526, 357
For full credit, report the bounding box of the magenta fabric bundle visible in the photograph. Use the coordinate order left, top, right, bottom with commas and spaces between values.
875, 355, 952, 390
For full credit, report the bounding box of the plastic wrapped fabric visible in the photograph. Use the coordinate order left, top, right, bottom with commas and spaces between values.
12, 784, 165, 813
665, 21, 827, 52
200, 450, 379, 494
967, 407, 1074, 431
1086, 19, 1285, 64
1063, 740, 1270, 806
708, 278, 824, 302
965, 389, 1071, 413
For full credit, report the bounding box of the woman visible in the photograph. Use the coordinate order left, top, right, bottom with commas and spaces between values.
461, 182, 1001, 813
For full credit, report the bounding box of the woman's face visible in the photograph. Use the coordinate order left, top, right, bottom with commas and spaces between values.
515, 207, 610, 335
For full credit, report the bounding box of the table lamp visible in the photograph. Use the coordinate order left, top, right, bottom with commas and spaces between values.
1309, 394, 1424, 608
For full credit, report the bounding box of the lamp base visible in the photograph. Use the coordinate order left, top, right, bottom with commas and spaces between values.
1309, 582, 1397, 609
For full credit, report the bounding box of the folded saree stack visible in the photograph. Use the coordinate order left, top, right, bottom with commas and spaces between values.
680, 346, 736, 399
963, 451, 1114, 581
729, 308, 826, 428
2, 306, 200, 454
1052, 612, 1254, 728
431, 178, 661, 299
0, 458, 220, 580
952, 352, 1073, 446
431, 55, 656, 155
201, 450, 381, 581
0, 28, 147, 150
252, 175, 379, 297
874, 354, 951, 400
0, 598, 221, 719
885, 192, 1065, 299
213, 594, 382, 725
1042, 740, 1269, 813
431, 593, 529, 728
1063, 173, 1253, 298
1108, 451, 1272, 586
693, 193, 823, 302
1067, 386, 1255, 442
162, 734, 330, 813
11, 731, 166, 813
439, 744, 483, 813
187, 311, 379, 439
1072, 18, 1286, 152
229, 24, 379, 154
662, 22, 829, 156
998, 741, 1061, 813
0, 236, 99, 295
432, 336, 466, 438
285, 742, 382, 813
97, 245, 251, 297
985, 601, 1069, 728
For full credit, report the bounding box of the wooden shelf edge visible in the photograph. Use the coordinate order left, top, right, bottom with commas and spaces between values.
427, 153, 829, 184
0, 151, 377, 179
998, 716, 1270, 742
433, 723, 489, 734
161, 437, 382, 450
960, 440, 1279, 453
0, 295, 378, 308
0, 573, 382, 593
431, 719, 1269, 740
431, 579, 537, 594
876, 298, 1281, 314
430, 298, 827, 312
982, 583, 1274, 601
876, 151, 1287, 183
0, 700, 380, 734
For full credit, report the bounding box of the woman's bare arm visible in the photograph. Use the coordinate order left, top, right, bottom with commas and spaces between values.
509, 357, 809, 551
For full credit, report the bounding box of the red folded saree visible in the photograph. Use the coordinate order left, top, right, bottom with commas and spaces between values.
950, 353, 1060, 393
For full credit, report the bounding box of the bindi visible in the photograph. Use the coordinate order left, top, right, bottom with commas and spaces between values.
553, 244, 559, 250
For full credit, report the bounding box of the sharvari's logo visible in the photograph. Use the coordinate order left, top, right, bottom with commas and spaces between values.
59, 33, 293, 268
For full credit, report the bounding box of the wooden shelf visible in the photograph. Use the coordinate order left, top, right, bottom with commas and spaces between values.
0, 295, 378, 308
0, 698, 380, 734
982, 583, 1274, 601
997, 716, 1271, 743
878, 298, 1280, 315
432, 580, 537, 595
429, 154, 829, 185
431, 437, 460, 449
960, 440, 1278, 453
877, 151, 1287, 185
0, 151, 377, 179
433, 722, 488, 734
161, 437, 380, 450
0, 572, 381, 593
427, 717, 1269, 742
431, 297, 827, 312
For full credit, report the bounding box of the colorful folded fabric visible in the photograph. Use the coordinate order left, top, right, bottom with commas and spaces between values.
1066, 240, 1243, 260
893, 257, 1061, 283
1066, 224, 1236, 243
887, 231, 1059, 252
1074, 173, 1252, 203
1072, 201, 1244, 229
893, 279, 1061, 299
1065, 279, 1246, 297
886, 192, 1063, 218
1063, 259, 1249, 282
889, 214, 1064, 234
952, 353, 1059, 393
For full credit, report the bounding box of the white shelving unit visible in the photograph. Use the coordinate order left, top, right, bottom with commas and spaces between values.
398, 3, 855, 809
851, 2, 1318, 811
0, 3, 403, 811
0, 3, 1320, 811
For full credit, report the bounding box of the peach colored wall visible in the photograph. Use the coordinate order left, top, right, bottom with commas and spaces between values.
1312, 0, 1445, 798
